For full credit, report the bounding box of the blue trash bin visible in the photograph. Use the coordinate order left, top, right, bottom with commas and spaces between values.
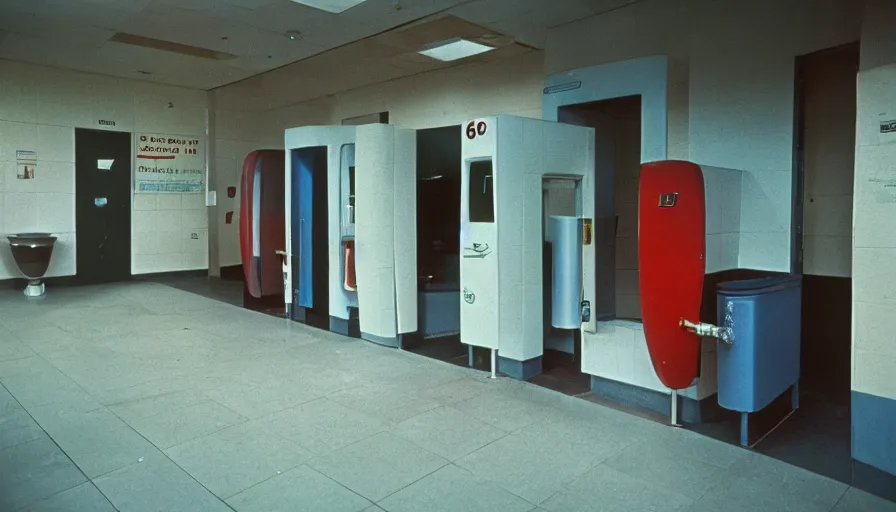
716, 274, 802, 445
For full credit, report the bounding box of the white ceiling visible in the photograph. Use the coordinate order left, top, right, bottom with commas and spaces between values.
0, 0, 639, 90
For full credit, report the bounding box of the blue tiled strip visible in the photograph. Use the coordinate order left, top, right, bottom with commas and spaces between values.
851, 391, 896, 480
361, 332, 400, 348
590, 375, 717, 424
498, 355, 542, 380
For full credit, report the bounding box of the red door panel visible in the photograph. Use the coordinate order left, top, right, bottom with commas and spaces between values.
638, 160, 705, 390
240, 150, 285, 298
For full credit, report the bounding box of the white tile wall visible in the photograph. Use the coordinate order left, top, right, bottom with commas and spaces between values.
852, 6, 896, 400
0, 59, 209, 280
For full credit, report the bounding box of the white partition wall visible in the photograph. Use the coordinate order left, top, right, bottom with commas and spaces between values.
460, 116, 595, 378
354, 124, 418, 346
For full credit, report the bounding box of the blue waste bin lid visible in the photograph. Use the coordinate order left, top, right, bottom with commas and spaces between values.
717, 274, 802, 296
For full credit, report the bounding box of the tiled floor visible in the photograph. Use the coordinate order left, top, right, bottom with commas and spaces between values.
0, 282, 893, 512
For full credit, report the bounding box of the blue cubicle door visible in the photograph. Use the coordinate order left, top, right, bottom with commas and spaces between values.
291, 148, 316, 309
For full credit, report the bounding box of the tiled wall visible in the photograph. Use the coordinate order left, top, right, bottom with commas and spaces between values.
687, 0, 861, 273
703, 166, 743, 274
851, 0, 896, 476
0, 60, 209, 279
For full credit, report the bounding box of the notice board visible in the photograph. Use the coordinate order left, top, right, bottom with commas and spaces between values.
135, 134, 204, 193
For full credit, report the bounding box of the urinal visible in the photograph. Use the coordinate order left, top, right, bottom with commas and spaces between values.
7, 233, 57, 297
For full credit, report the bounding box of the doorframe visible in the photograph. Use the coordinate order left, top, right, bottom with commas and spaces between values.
791, 41, 861, 275
73, 127, 134, 281
791, 55, 807, 275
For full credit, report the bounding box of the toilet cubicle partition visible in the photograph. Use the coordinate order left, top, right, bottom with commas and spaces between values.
459, 116, 596, 378
354, 124, 418, 347
284, 124, 417, 347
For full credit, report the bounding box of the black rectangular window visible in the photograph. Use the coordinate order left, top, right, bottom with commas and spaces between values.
468, 160, 494, 223
348, 166, 355, 212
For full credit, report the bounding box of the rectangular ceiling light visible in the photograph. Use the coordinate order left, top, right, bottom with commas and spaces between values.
418, 38, 495, 62
288, 0, 368, 13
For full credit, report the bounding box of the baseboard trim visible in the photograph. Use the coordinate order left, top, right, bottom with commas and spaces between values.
499, 355, 542, 380
852, 459, 896, 503
361, 332, 402, 348
851, 390, 896, 483
590, 375, 721, 424
219, 264, 244, 281
330, 315, 360, 338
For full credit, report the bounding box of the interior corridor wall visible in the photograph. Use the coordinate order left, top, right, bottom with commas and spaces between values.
210, 99, 329, 271
210, 51, 545, 273
0, 60, 209, 279
851, 0, 896, 478
544, 0, 862, 396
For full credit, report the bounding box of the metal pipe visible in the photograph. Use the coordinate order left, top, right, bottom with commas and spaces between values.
489, 349, 497, 379
680, 319, 732, 343
468, 345, 474, 368
670, 389, 681, 427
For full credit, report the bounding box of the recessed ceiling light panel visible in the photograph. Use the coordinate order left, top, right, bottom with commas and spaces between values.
418, 38, 495, 62
288, 0, 368, 13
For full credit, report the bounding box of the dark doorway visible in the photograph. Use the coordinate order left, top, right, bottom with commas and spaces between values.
290, 146, 330, 330
75, 129, 132, 283
794, 41, 859, 403
404, 126, 483, 367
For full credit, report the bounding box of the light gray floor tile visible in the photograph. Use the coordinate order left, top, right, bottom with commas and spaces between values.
0, 436, 88, 511
831, 487, 896, 512
456, 410, 624, 503
202, 379, 327, 419
94, 452, 231, 512
13, 326, 81, 356
226, 465, 371, 512
0, 338, 36, 361
453, 388, 558, 433
265, 398, 387, 455
726, 452, 849, 508
602, 440, 731, 499
392, 406, 506, 461
1, 365, 99, 411
540, 464, 693, 512
456, 423, 624, 504
687, 474, 834, 512
416, 378, 493, 405
19, 482, 116, 512
165, 421, 312, 499
309, 432, 448, 502
96, 376, 198, 406
28, 406, 158, 478
646, 425, 749, 469
379, 464, 534, 512
107, 388, 210, 423
0, 421, 46, 451
126, 400, 246, 449
327, 383, 441, 425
